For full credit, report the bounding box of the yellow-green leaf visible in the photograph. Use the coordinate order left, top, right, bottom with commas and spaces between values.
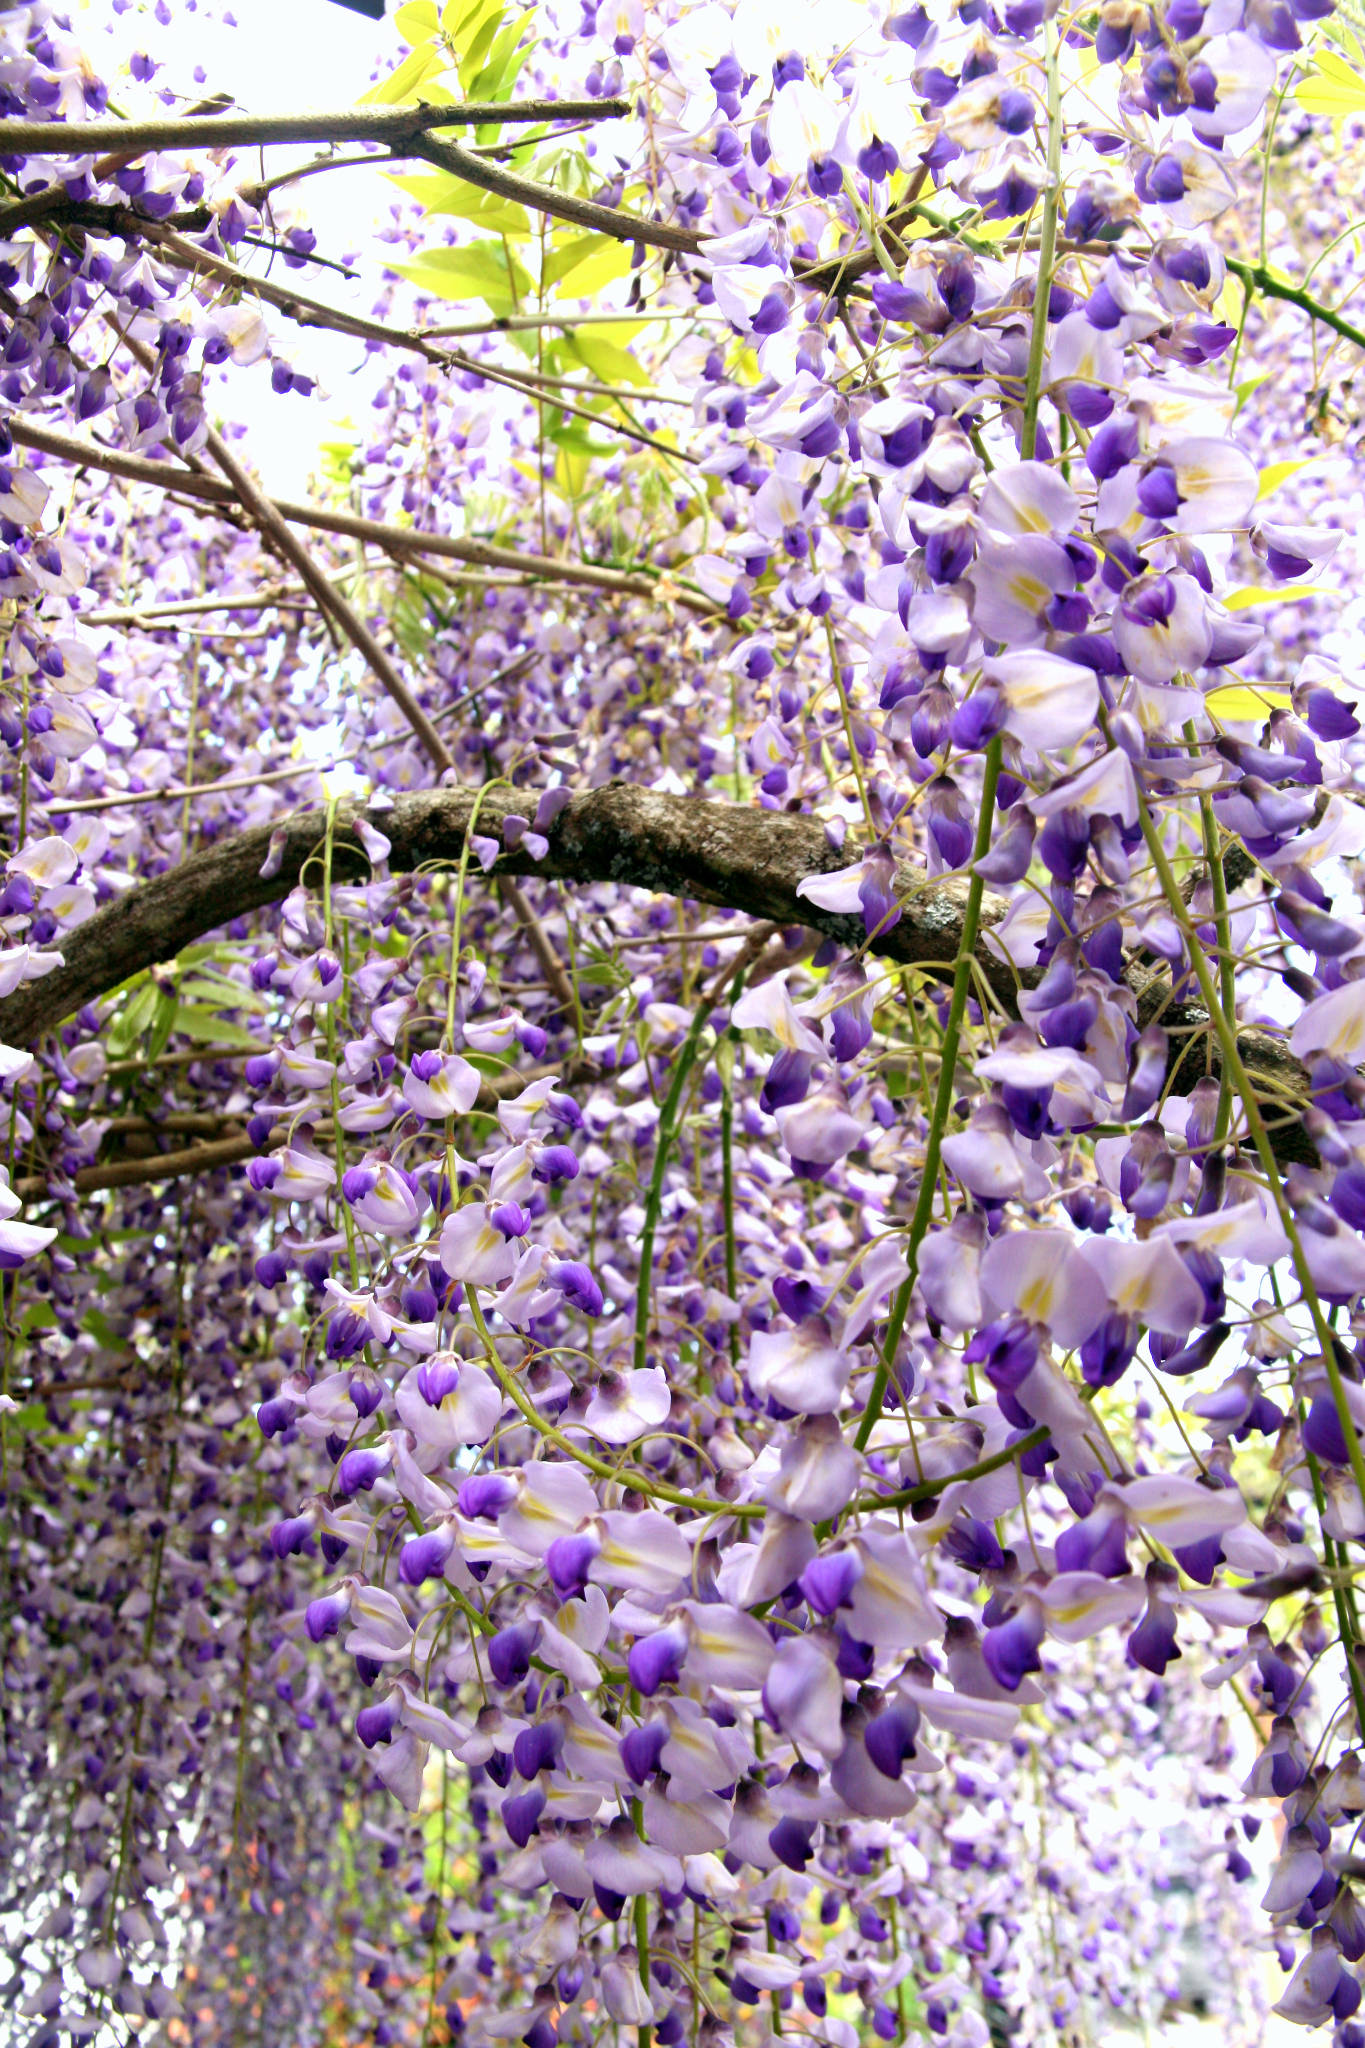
1206, 684, 1294, 722
394, 0, 440, 45
459, 8, 510, 89
1215, 277, 1247, 326
967, 210, 1030, 240
1257, 457, 1320, 500
544, 232, 632, 298
1295, 47, 1365, 122
392, 238, 531, 313
1233, 370, 1270, 411
317, 436, 360, 487
1222, 584, 1331, 609
466, 17, 536, 101
564, 330, 648, 386
442, 0, 504, 67
360, 41, 449, 105
387, 171, 530, 237
554, 439, 593, 500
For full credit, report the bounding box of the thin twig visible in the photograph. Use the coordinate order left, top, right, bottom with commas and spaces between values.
421, 311, 712, 338
8, 417, 712, 609
124, 222, 696, 457
198, 416, 454, 774
80, 586, 309, 626
52, 755, 348, 814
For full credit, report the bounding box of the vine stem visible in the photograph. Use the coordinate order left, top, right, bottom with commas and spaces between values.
1224, 255, 1365, 355
719, 1028, 741, 1373
1184, 719, 1238, 1143
856, 22, 1059, 1454
469, 1215, 1045, 1517
635, 1885, 653, 2048
1134, 783, 1365, 1613
1019, 16, 1063, 466
634, 993, 729, 1375
1299, 1413, 1365, 1733
464, 1288, 752, 1518
851, 1424, 1049, 1517
854, 737, 1004, 1451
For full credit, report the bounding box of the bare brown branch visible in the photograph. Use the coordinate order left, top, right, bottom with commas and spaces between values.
63, 220, 696, 460
200, 420, 454, 774
8, 418, 708, 608
408, 132, 704, 255
0, 99, 630, 157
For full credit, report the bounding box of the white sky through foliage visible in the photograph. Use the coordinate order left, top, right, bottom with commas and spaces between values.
76, 0, 411, 493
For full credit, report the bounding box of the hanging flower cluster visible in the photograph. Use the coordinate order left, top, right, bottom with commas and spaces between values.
2, 0, 1365, 2040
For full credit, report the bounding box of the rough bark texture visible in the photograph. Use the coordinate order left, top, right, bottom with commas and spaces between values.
0, 785, 986, 1039
0, 784, 1315, 1163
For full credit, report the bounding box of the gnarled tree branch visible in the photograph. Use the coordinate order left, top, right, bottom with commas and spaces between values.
0, 783, 1314, 1161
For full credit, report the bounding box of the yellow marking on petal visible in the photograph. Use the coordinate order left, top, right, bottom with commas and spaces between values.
1017, 1272, 1058, 1322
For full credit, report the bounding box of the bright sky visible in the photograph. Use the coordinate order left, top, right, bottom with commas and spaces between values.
76, 0, 415, 494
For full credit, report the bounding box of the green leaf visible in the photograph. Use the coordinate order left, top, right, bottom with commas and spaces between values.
146, 989, 179, 1064
175, 940, 251, 966
467, 17, 536, 101
392, 238, 531, 314
171, 1007, 260, 1049
553, 432, 608, 499
391, 583, 437, 661
394, 0, 440, 42
576, 957, 624, 988
360, 40, 450, 106
176, 976, 265, 1013
82, 1308, 133, 1353
543, 233, 632, 299
547, 419, 612, 454
388, 171, 531, 238
564, 329, 648, 388
106, 981, 158, 1060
